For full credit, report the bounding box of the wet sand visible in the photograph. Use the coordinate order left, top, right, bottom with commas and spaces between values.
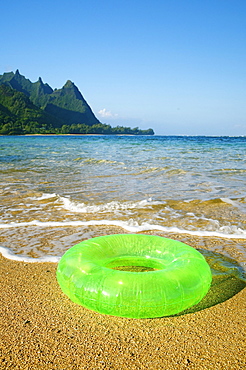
0, 237, 246, 370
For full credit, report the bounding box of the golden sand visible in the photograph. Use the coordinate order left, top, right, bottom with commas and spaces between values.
0, 236, 246, 369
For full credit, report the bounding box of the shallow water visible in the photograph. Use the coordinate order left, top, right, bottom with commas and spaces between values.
0, 135, 245, 273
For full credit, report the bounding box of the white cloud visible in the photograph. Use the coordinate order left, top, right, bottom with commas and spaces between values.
98, 108, 118, 118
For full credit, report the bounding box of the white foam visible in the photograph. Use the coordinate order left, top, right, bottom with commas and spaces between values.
221, 197, 246, 213
58, 196, 160, 213
31, 193, 57, 201
0, 246, 61, 263
221, 197, 239, 207
0, 219, 245, 239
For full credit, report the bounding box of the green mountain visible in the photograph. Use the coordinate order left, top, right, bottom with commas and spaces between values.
0, 70, 154, 135
0, 69, 100, 126
0, 84, 63, 135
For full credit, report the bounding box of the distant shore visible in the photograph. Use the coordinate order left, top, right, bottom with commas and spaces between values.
0, 133, 153, 137
23, 133, 140, 136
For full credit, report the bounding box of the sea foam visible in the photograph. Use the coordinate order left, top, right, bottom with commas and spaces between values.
0, 219, 245, 239
58, 196, 160, 213
0, 246, 61, 263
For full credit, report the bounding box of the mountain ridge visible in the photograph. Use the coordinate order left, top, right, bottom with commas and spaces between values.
0, 70, 154, 135
0, 70, 99, 126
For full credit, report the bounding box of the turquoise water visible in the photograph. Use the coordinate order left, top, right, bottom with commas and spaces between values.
0, 135, 246, 267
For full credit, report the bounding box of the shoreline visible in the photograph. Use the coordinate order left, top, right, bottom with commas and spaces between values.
1, 134, 246, 137
6, 133, 153, 137
0, 251, 245, 369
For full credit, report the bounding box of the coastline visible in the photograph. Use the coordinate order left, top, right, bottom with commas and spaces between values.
1, 248, 245, 369
3, 134, 246, 137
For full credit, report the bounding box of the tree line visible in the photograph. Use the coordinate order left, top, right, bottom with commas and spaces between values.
0, 84, 154, 135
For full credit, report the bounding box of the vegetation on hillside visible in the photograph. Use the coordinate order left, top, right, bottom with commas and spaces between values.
0, 84, 57, 135
0, 70, 155, 135
0, 85, 154, 135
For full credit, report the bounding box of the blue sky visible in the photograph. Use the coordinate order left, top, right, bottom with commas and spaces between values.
2, 0, 246, 135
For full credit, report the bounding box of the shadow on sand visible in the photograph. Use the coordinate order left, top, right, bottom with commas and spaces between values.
177, 249, 246, 316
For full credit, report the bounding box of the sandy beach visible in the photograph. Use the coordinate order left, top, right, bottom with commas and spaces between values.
0, 234, 245, 370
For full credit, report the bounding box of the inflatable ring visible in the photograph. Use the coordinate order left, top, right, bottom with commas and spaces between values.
57, 234, 212, 318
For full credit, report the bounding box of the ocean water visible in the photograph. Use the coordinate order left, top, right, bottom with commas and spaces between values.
0, 135, 246, 272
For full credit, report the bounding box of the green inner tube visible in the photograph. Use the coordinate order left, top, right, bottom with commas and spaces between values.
56, 234, 212, 318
